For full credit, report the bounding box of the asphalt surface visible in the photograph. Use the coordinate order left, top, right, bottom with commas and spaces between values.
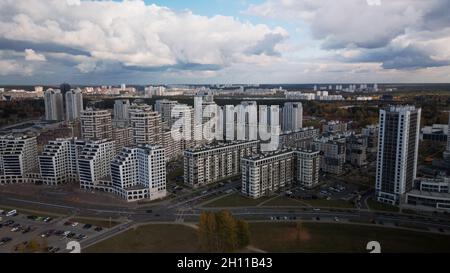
1, 178, 450, 252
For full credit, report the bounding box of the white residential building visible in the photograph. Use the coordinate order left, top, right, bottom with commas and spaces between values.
129, 104, 162, 145
111, 145, 166, 202
313, 135, 347, 175
80, 108, 113, 141
44, 89, 64, 121
78, 139, 116, 191
282, 102, 303, 133
241, 150, 295, 199
0, 135, 38, 176
376, 106, 421, 205
113, 99, 130, 122
184, 141, 259, 188
295, 149, 320, 188
154, 99, 178, 129
39, 138, 83, 185
65, 88, 83, 121
0, 135, 39, 185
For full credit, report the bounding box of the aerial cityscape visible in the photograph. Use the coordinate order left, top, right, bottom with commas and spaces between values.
1, 0, 450, 260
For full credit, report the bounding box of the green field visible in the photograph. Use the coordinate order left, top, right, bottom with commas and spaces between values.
250, 222, 450, 253
85, 224, 200, 253
202, 193, 273, 207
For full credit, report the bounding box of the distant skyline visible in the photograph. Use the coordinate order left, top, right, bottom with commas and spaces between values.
0, 0, 450, 85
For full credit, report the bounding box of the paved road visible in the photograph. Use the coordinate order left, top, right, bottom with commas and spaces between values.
2, 180, 450, 251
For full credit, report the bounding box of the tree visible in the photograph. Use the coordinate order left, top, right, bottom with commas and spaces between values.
236, 219, 250, 249
198, 212, 210, 251
198, 210, 249, 252
215, 210, 237, 252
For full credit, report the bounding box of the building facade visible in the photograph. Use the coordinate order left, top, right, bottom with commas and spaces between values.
295, 149, 320, 188
39, 138, 81, 185
282, 102, 303, 133
375, 106, 421, 205
113, 99, 130, 122
78, 139, 116, 191
184, 141, 259, 187
80, 108, 113, 141
0, 135, 39, 185
313, 135, 346, 175
44, 89, 64, 121
111, 145, 166, 202
129, 104, 162, 145
241, 150, 295, 199
65, 88, 83, 121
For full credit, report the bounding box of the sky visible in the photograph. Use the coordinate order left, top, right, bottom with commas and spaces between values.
0, 0, 449, 85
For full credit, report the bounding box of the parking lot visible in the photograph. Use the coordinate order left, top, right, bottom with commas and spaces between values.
0, 209, 110, 253
283, 178, 362, 206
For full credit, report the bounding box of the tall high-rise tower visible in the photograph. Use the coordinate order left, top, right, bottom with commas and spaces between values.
44, 89, 64, 121
375, 105, 421, 205
65, 88, 83, 121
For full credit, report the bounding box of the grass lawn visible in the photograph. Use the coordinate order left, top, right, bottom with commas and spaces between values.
250, 222, 450, 253
202, 193, 272, 207
69, 217, 121, 228
261, 196, 308, 207
302, 198, 355, 209
85, 224, 199, 253
367, 198, 399, 212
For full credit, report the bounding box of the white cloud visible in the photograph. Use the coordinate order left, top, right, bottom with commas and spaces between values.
24, 49, 46, 61
0, 0, 288, 71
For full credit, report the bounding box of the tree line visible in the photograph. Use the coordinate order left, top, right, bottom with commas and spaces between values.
198, 210, 250, 252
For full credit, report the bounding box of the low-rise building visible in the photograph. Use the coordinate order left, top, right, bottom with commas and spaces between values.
405, 177, 450, 211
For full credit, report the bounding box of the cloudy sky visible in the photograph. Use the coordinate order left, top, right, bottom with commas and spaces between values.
0, 0, 449, 85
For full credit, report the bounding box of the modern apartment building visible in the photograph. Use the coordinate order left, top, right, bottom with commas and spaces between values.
323, 120, 348, 135
111, 145, 166, 202
362, 124, 379, 153
346, 134, 368, 167
282, 102, 303, 133
80, 108, 113, 141
375, 105, 421, 205
161, 130, 183, 162
0, 135, 38, 176
78, 139, 116, 191
0, 135, 39, 184
129, 104, 162, 145
44, 89, 64, 121
295, 148, 320, 189
112, 123, 133, 154
279, 127, 320, 149
313, 135, 346, 175
154, 99, 178, 129
113, 99, 130, 122
65, 88, 83, 121
39, 138, 82, 185
241, 149, 295, 199
184, 141, 259, 188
